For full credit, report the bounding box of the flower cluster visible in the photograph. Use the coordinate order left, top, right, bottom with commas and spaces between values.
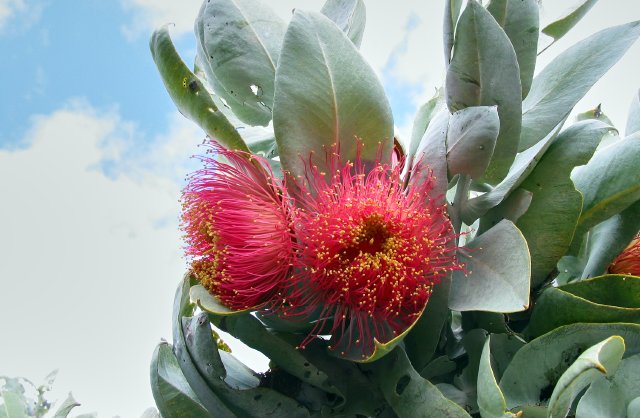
182, 142, 462, 358
609, 233, 640, 276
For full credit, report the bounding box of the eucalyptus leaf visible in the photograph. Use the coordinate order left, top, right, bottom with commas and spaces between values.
195, 0, 286, 126
362, 348, 472, 417
477, 188, 532, 235
220, 314, 339, 394
520, 20, 640, 150
273, 10, 393, 180
446, 0, 522, 183
629, 397, 640, 418
413, 109, 450, 203
541, 0, 598, 43
150, 342, 212, 418
499, 323, 640, 410
190, 284, 245, 316
449, 220, 531, 313
547, 336, 625, 418
182, 314, 310, 417
446, 106, 499, 179
627, 89, 640, 136
572, 132, 640, 234
300, 342, 387, 416
581, 199, 640, 278
489, 334, 526, 382
0, 391, 27, 418
320, 0, 366, 47
53, 393, 80, 418
515, 120, 612, 287
443, 0, 464, 65
405, 275, 452, 372
486, 0, 539, 98
576, 353, 640, 417
527, 275, 640, 338
477, 337, 520, 418
150, 26, 249, 152
172, 277, 237, 417
408, 89, 444, 162
461, 121, 563, 224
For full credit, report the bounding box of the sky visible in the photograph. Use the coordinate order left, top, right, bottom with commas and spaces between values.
0, 0, 639, 416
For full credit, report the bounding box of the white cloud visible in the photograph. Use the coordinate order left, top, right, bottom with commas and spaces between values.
0, 101, 207, 416
0, 0, 25, 29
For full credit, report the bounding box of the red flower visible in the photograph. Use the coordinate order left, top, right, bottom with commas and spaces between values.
181, 143, 295, 310
609, 233, 640, 276
283, 145, 461, 358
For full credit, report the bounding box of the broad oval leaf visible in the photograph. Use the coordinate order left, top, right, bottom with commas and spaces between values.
572, 133, 640, 232
541, 0, 598, 43
413, 109, 450, 203
577, 353, 640, 418
499, 323, 640, 410
477, 336, 521, 418
627, 89, 640, 136
446, 0, 522, 184
446, 106, 499, 179
581, 199, 640, 278
320, 0, 366, 47
514, 120, 613, 286
462, 121, 563, 223
449, 220, 531, 313
520, 20, 640, 150
190, 284, 246, 316
150, 26, 249, 152
150, 342, 212, 418
181, 314, 311, 417
404, 275, 452, 373
527, 275, 640, 338
408, 88, 444, 162
443, 0, 464, 65
53, 394, 80, 418
273, 11, 393, 180
477, 188, 532, 235
0, 390, 28, 418
548, 336, 625, 418
195, 0, 286, 126
362, 348, 472, 417
487, 0, 540, 98
629, 397, 640, 417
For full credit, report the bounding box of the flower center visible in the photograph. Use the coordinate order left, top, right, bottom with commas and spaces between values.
341, 214, 390, 261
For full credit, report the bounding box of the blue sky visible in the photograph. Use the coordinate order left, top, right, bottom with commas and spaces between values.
1, 0, 639, 416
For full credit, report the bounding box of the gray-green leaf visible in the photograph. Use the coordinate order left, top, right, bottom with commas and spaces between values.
195, 0, 286, 126
477, 336, 520, 418
520, 20, 640, 150
541, 0, 599, 43
150, 26, 249, 152
446, 106, 499, 179
487, 0, 539, 98
627, 89, 640, 136
446, 0, 522, 183
547, 336, 625, 418
150, 342, 211, 418
449, 220, 531, 313
273, 10, 393, 180
499, 323, 640, 410
572, 132, 640, 233
320, 0, 366, 47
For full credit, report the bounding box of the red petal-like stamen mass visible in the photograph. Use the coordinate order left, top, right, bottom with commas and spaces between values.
181, 143, 295, 310
609, 233, 640, 276
282, 145, 462, 358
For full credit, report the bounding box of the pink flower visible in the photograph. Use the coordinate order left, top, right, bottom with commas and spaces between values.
609, 233, 640, 276
282, 145, 462, 358
181, 143, 295, 311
